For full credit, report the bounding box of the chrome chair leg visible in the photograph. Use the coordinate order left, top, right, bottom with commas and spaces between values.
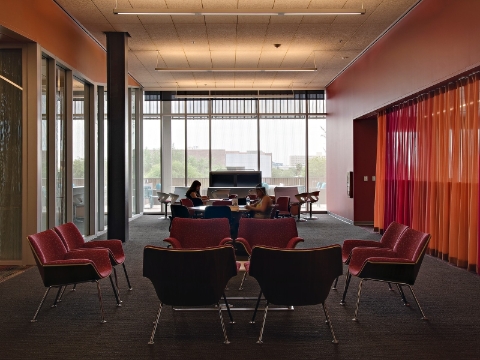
340, 270, 351, 305
218, 302, 230, 344
113, 267, 120, 296
250, 291, 263, 324
322, 303, 339, 344
396, 284, 410, 306
96, 280, 107, 323
109, 275, 122, 306
352, 279, 364, 321
122, 263, 133, 290
388, 282, 393, 290
223, 293, 235, 324
257, 302, 269, 344
51, 286, 63, 307
72, 284, 77, 291
407, 285, 428, 320
331, 276, 338, 290
238, 272, 247, 290
31, 287, 52, 322
148, 302, 163, 344
58, 285, 67, 302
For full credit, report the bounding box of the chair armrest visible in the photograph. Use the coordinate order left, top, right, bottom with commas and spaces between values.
357, 258, 417, 284
163, 237, 182, 248
286, 237, 304, 248
64, 248, 112, 274
349, 247, 396, 276
342, 239, 383, 263
219, 237, 233, 246
234, 237, 252, 255
43, 258, 110, 286
83, 240, 126, 264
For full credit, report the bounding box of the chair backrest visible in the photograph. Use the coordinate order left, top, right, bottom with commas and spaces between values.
204, 206, 231, 220
54, 222, 86, 251
191, 197, 204, 206
170, 204, 191, 219
156, 192, 170, 202
274, 186, 300, 203
228, 194, 238, 199
212, 200, 231, 206
143, 245, 237, 306
276, 196, 290, 212
169, 218, 231, 248
380, 221, 409, 248
180, 198, 194, 208
249, 245, 343, 306
169, 193, 180, 204
393, 228, 431, 263
269, 204, 278, 219
237, 217, 299, 248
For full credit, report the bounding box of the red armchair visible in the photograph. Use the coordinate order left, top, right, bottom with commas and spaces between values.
143, 245, 238, 344
275, 196, 291, 217
27, 229, 114, 323
164, 218, 232, 248
248, 245, 343, 344
236, 217, 304, 290
348, 227, 431, 321
338, 221, 408, 303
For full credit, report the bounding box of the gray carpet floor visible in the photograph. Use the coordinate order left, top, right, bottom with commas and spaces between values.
1, 214, 479, 359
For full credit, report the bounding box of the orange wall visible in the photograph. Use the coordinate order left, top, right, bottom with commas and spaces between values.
0, 0, 139, 86
326, 0, 480, 221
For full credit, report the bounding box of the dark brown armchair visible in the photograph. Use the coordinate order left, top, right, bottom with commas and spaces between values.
143, 245, 238, 345
248, 245, 343, 344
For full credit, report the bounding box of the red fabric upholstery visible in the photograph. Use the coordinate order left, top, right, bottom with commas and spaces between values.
236, 217, 304, 255
275, 196, 291, 217
341, 221, 408, 263
165, 218, 232, 248
243, 261, 250, 272
27, 229, 112, 287
180, 198, 195, 216
212, 200, 231, 206
55, 222, 126, 265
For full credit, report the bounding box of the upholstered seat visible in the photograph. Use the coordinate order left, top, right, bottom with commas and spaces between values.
275, 196, 291, 217
27, 229, 114, 323
164, 218, 232, 248
168, 204, 191, 231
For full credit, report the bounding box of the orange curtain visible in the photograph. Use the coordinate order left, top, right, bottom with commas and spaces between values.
375, 73, 479, 273
374, 111, 386, 231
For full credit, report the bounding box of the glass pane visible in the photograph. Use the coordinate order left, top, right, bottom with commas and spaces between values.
172, 116, 186, 192
308, 116, 327, 210
0, 48, 22, 260
186, 116, 209, 195
260, 116, 306, 197
143, 109, 161, 213
104, 91, 108, 224
55, 66, 66, 226
41, 57, 48, 230
211, 117, 258, 170
131, 89, 136, 214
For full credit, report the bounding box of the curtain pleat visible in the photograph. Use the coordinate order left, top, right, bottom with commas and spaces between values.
374, 74, 479, 273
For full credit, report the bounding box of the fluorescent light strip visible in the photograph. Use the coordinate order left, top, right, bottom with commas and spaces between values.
114, 8, 365, 16
156, 68, 317, 72
174, 94, 295, 99
0, 74, 23, 91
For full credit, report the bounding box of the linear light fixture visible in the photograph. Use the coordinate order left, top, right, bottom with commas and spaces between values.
114, 8, 366, 16
174, 91, 295, 99
155, 67, 317, 72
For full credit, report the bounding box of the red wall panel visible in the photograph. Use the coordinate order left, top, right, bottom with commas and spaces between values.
326, 0, 480, 221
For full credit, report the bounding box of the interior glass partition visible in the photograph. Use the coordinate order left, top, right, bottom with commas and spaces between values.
143, 99, 161, 212
0, 48, 22, 260
186, 115, 209, 195
55, 66, 66, 226
131, 89, 137, 214
41, 57, 48, 230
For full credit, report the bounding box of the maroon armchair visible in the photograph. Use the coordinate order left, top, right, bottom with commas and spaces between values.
248, 245, 343, 344
143, 245, 238, 345
27, 229, 114, 323
236, 217, 304, 290
348, 227, 431, 321
275, 196, 291, 217
337, 221, 408, 303
164, 218, 232, 248
54, 222, 132, 296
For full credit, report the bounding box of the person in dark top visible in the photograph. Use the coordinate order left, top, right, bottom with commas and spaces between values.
186, 180, 202, 201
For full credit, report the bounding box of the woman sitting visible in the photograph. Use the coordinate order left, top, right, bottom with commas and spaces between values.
186, 180, 205, 206
245, 184, 273, 219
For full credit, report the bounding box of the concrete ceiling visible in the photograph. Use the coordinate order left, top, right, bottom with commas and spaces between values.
54, 0, 419, 90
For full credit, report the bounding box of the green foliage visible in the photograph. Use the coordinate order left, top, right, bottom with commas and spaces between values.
73, 158, 84, 178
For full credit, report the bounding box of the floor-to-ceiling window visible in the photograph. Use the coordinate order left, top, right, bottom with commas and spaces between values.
41, 57, 48, 230
143, 98, 161, 212
130, 89, 137, 215
55, 66, 66, 226
143, 91, 326, 213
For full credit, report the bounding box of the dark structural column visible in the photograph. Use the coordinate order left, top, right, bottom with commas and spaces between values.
106, 32, 129, 242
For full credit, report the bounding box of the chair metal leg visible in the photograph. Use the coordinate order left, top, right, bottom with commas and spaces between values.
396, 284, 410, 306
218, 302, 230, 344
109, 275, 122, 307
122, 263, 133, 290
222, 293, 235, 324
407, 285, 428, 320
388, 282, 393, 290
96, 280, 107, 323
322, 303, 339, 344
148, 302, 163, 344
113, 267, 120, 295
340, 270, 351, 305
352, 279, 364, 321
58, 285, 68, 302
72, 284, 77, 291
51, 286, 63, 307
257, 302, 269, 344
332, 276, 338, 290
250, 291, 263, 324
239, 272, 247, 290
31, 287, 52, 322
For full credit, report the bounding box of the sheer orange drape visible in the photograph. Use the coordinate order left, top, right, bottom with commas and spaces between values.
374, 111, 386, 231
375, 74, 479, 273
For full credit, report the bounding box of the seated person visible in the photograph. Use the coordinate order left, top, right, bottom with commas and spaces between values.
186, 180, 209, 205
245, 184, 273, 219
